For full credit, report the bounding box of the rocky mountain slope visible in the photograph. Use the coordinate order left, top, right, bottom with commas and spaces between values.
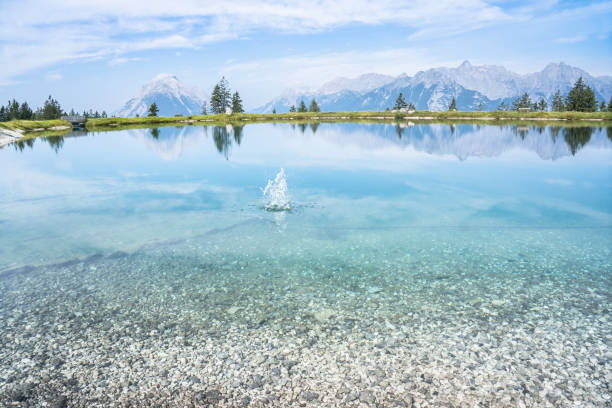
116, 74, 205, 117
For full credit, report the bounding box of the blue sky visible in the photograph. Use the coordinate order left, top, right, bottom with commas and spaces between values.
0, 0, 610, 112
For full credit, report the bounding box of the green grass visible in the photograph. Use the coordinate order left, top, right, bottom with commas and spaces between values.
85, 110, 612, 131
0, 119, 71, 132
3, 111, 610, 135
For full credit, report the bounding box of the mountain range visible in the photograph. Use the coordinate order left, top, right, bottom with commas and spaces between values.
254, 61, 612, 112
116, 74, 205, 117
115, 62, 611, 117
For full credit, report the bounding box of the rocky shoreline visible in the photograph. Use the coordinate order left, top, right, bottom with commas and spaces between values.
0, 128, 24, 147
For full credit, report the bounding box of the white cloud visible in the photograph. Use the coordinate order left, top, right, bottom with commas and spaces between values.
45, 72, 63, 81
107, 57, 143, 67
0, 0, 510, 84
555, 35, 588, 44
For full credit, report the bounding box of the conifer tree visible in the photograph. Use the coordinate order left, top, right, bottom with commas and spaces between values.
309, 99, 320, 112
0, 106, 6, 122
537, 98, 547, 112
8, 99, 19, 119
41, 96, 63, 119
210, 84, 223, 114
498, 101, 507, 111
231, 91, 244, 113
201, 101, 208, 115
18, 102, 33, 120
393, 93, 408, 110
210, 77, 232, 114
289, 105, 296, 112
608, 96, 612, 112
512, 93, 532, 110
599, 101, 606, 112
219, 77, 231, 110
147, 102, 159, 117
551, 90, 565, 112
565, 77, 597, 112
448, 97, 457, 111
297, 100, 307, 112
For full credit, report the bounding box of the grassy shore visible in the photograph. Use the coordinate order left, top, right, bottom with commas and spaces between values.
84, 110, 611, 130
1, 111, 610, 135
0, 119, 71, 132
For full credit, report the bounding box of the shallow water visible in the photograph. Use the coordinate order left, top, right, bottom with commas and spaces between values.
0, 123, 611, 407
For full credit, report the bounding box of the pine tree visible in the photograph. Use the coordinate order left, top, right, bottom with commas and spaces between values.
599, 101, 606, 112
393, 93, 408, 110
551, 90, 564, 112
41, 95, 63, 119
201, 101, 208, 115
565, 77, 597, 112
537, 98, 547, 112
448, 97, 457, 111
512, 93, 532, 110
231, 91, 244, 113
8, 99, 19, 119
210, 84, 223, 114
148, 102, 159, 117
608, 97, 612, 112
519, 93, 531, 109
219, 77, 231, 111
102, 111, 107, 118
297, 100, 307, 112
309, 99, 320, 112
210, 77, 232, 114
498, 101, 508, 111
289, 105, 296, 112
272, 108, 276, 114
0, 106, 7, 122
18, 102, 33, 120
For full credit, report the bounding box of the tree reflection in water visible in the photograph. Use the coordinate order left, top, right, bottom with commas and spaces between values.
5, 123, 610, 159
563, 126, 593, 155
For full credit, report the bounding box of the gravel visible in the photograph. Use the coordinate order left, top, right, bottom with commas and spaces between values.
0, 227, 610, 407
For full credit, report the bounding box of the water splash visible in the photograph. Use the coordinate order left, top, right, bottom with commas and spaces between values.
263, 168, 291, 211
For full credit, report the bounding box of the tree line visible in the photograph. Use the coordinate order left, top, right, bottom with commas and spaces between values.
396, 77, 611, 112
0, 96, 63, 121
0, 95, 109, 122
490, 77, 608, 112
287, 99, 320, 113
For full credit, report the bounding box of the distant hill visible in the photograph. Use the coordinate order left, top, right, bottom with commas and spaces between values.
115, 74, 205, 117
254, 61, 612, 113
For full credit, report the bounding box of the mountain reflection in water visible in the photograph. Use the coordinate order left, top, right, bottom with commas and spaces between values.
9, 123, 612, 161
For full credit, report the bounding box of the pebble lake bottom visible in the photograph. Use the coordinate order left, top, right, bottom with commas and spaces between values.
0, 122, 610, 407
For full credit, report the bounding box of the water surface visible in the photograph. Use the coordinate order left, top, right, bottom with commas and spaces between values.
0, 123, 610, 407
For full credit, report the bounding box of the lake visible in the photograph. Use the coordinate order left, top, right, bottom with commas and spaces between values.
0, 122, 611, 407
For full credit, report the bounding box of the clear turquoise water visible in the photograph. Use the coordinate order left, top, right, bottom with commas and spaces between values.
0, 123, 611, 406
1, 123, 611, 269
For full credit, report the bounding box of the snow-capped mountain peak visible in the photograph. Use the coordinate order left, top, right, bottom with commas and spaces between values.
116, 74, 205, 117
254, 61, 611, 113
318, 73, 396, 95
